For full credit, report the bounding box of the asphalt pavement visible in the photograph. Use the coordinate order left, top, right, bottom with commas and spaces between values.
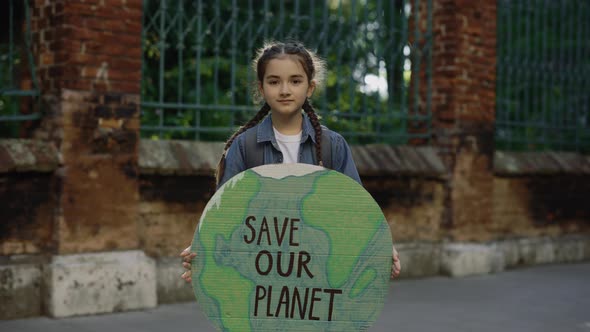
2, 262, 589, 332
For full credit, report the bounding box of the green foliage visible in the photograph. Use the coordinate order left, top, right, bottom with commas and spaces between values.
0, 41, 23, 138
0, 96, 20, 138
140, 0, 416, 144
0, 1, 38, 139
496, 0, 590, 152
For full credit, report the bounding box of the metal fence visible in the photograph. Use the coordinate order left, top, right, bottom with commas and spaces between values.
141, 0, 433, 144
496, 0, 590, 152
0, 0, 40, 138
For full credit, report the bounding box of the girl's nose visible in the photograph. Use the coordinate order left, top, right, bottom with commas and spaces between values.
279, 83, 290, 95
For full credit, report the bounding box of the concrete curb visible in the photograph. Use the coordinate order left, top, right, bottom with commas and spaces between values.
398, 235, 590, 279
156, 257, 194, 304
0, 258, 43, 319
1, 236, 589, 319
43, 250, 157, 318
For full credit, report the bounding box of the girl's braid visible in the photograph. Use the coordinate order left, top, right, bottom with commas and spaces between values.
302, 98, 324, 167
223, 103, 271, 151
216, 103, 271, 185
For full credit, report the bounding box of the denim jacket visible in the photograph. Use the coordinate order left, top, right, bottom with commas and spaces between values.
218, 113, 361, 188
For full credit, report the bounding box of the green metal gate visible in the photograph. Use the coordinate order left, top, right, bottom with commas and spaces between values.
496, 0, 590, 152
0, 0, 40, 138
141, 0, 433, 144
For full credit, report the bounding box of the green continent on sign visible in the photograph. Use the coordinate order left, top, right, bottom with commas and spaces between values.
193, 171, 261, 332
192, 164, 392, 332
302, 172, 386, 289
350, 268, 377, 299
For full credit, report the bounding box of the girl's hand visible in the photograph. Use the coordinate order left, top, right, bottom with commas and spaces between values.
391, 246, 401, 279
180, 245, 197, 283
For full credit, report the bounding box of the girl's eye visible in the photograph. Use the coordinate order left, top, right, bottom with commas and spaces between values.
292, 80, 302, 85
268, 81, 279, 85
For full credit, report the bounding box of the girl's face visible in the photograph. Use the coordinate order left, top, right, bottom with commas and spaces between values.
259, 56, 315, 119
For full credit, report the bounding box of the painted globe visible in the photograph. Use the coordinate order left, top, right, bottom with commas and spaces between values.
192, 164, 392, 331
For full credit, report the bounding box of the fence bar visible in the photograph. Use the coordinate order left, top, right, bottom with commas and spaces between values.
139, 0, 434, 143
0, 1, 41, 137
496, 0, 589, 152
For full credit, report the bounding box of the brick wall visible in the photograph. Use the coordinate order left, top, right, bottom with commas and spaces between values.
0, 173, 55, 255
430, 0, 497, 135
0, 140, 60, 256
428, 0, 497, 238
31, 0, 142, 94
136, 174, 446, 257
492, 176, 590, 239
53, 90, 140, 253
28, 1, 143, 254
134, 160, 590, 255
3, 141, 588, 257
139, 176, 215, 257
363, 177, 445, 242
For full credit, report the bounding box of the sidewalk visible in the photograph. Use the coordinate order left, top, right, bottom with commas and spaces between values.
2, 263, 589, 332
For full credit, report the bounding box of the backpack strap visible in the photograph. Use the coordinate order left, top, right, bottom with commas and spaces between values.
320, 126, 332, 169
244, 128, 264, 169
244, 125, 333, 169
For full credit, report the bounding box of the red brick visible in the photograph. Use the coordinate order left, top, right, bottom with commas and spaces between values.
80, 66, 100, 79
108, 58, 141, 70
85, 16, 105, 30
123, 20, 142, 34
122, 0, 143, 9
103, 0, 125, 6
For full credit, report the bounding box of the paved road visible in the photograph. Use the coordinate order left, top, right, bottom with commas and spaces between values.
2, 263, 589, 332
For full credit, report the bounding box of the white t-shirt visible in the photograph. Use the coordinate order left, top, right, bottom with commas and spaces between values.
273, 127, 302, 164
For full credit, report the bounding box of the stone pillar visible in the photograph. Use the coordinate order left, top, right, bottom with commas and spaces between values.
429, 0, 497, 240
30, 0, 156, 316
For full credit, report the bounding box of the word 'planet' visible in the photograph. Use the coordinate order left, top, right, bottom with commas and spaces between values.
191, 163, 392, 331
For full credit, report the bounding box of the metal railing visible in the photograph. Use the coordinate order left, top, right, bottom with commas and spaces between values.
0, 0, 40, 138
496, 0, 590, 152
141, 0, 433, 144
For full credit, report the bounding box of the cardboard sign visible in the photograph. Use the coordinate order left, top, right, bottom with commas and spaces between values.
191, 164, 392, 331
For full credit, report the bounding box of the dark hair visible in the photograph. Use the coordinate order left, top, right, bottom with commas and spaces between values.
215, 41, 327, 185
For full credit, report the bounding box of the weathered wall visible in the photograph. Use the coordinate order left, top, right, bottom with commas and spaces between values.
0, 140, 60, 256
136, 164, 590, 249
139, 176, 214, 257
491, 152, 590, 239
137, 175, 446, 256
135, 143, 590, 248
427, 0, 497, 239
5, 139, 588, 258
50, 91, 140, 254
2, 142, 590, 320
0, 0, 148, 319
0, 173, 55, 255
136, 142, 450, 255
29, 0, 143, 254
363, 176, 445, 242
31, 0, 142, 94
493, 176, 590, 238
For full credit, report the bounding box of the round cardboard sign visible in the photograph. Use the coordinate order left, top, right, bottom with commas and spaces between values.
191, 163, 392, 332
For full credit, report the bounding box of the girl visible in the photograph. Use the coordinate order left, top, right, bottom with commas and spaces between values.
181, 41, 400, 281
